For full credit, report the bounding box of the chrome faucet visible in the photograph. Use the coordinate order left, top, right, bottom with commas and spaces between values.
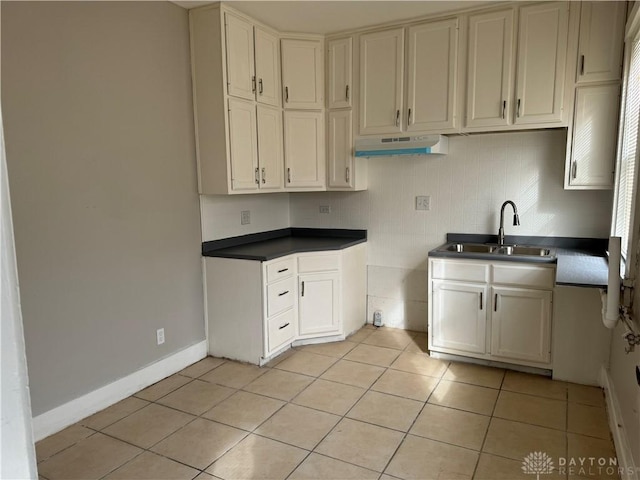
498, 200, 520, 246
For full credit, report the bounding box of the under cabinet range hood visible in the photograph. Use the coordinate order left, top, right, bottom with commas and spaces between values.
355, 134, 448, 157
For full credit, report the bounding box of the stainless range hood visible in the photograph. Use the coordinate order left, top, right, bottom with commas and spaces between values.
355, 134, 448, 157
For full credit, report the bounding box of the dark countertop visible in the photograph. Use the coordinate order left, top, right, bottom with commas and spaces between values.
202, 228, 367, 261
429, 234, 609, 289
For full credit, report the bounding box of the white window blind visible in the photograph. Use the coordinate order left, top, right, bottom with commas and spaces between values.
614, 36, 640, 261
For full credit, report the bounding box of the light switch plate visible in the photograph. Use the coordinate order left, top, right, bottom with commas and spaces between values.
416, 196, 431, 211
241, 210, 250, 225
319, 205, 331, 214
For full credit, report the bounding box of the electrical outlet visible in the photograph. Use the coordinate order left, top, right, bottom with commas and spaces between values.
156, 328, 165, 345
416, 196, 431, 211
241, 210, 250, 225
319, 205, 331, 214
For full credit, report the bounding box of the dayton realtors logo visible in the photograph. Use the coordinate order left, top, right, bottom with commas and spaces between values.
522, 452, 555, 479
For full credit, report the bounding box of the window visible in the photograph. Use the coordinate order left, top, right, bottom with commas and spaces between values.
613, 16, 640, 272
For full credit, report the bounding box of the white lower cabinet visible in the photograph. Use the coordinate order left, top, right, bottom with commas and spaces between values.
205, 243, 365, 364
429, 258, 554, 368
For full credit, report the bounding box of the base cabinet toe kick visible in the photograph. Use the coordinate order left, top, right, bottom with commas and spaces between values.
204, 243, 366, 365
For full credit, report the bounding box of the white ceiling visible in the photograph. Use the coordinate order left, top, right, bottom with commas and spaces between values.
172, 1, 497, 35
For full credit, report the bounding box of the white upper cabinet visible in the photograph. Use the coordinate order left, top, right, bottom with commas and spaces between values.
328, 37, 353, 109
466, 9, 515, 128
225, 13, 256, 101
227, 97, 259, 191
407, 18, 459, 132
284, 110, 325, 189
327, 110, 353, 189
577, 2, 626, 84
567, 84, 620, 189
514, 2, 569, 125
254, 27, 281, 106
281, 39, 324, 109
256, 105, 284, 190
359, 28, 404, 135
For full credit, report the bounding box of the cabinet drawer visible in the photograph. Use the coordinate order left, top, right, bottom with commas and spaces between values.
430, 260, 489, 283
266, 257, 294, 283
492, 264, 554, 289
267, 277, 295, 316
298, 254, 340, 273
267, 309, 295, 352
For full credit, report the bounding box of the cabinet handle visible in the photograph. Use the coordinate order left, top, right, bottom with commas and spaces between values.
517, 98, 521, 118
395, 109, 400, 127
345, 85, 349, 100
479, 292, 483, 310
408, 108, 412, 125
301, 281, 305, 297
278, 290, 289, 297
258, 78, 263, 94
287, 167, 291, 183
261, 167, 266, 184
572, 160, 578, 179
346, 167, 350, 183
580, 55, 585, 76
277, 268, 289, 273
254, 167, 259, 184
501, 100, 506, 119
278, 322, 290, 330
285, 86, 289, 103
494, 294, 498, 312
252, 75, 256, 93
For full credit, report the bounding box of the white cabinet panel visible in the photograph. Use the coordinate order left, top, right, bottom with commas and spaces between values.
407, 18, 459, 132
254, 27, 281, 106
432, 281, 487, 354
359, 28, 404, 134
466, 9, 514, 128
577, 2, 626, 84
267, 276, 295, 317
491, 287, 552, 364
328, 110, 353, 188
328, 37, 352, 109
299, 272, 340, 336
515, 2, 568, 125
567, 84, 620, 189
267, 309, 295, 353
298, 253, 340, 273
227, 97, 258, 191
224, 13, 255, 101
281, 39, 323, 109
284, 110, 325, 189
256, 105, 284, 190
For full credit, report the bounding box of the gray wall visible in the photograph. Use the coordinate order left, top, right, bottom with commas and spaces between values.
2, 1, 204, 416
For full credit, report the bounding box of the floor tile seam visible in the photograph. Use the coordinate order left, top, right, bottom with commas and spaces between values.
36, 428, 102, 464
491, 412, 569, 433
361, 341, 411, 351
135, 375, 198, 403
95, 448, 151, 480
289, 377, 370, 417
426, 399, 494, 418
500, 386, 569, 403
304, 451, 383, 477
406, 428, 487, 452
367, 385, 432, 403
439, 377, 503, 392
567, 399, 607, 408
473, 369, 505, 479
295, 347, 352, 359
153, 391, 240, 418
84, 398, 154, 432
272, 360, 338, 378
564, 428, 616, 441
386, 365, 448, 379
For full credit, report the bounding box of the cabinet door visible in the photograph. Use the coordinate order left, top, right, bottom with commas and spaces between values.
431, 281, 487, 354
328, 110, 353, 188
407, 19, 459, 132
466, 9, 514, 128
227, 98, 259, 191
359, 28, 404, 134
254, 27, 280, 107
328, 37, 353, 109
577, 2, 626, 84
568, 84, 620, 189
224, 13, 255, 101
299, 272, 340, 336
284, 111, 325, 188
491, 287, 552, 364
256, 105, 284, 190
281, 39, 323, 109
515, 2, 568, 125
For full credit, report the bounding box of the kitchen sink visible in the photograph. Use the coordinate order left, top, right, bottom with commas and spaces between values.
436, 242, 556, 261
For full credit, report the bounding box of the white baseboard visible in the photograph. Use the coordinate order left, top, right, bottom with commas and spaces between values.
32, 341, 207, 442
601, 366, 638, 480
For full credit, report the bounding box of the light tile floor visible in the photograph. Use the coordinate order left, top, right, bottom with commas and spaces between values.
36, 326, 620, 480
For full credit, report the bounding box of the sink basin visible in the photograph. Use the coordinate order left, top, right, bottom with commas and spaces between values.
494, 245, 551, 256
446, 243, 495, 253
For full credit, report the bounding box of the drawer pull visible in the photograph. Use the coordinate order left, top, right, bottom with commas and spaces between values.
301, 281, 305, 297
479, 292, 483, 310
494, 294, 498, 312
278, 322, 290, 330
278, 290, 289, 297
277, 268, 289, 273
